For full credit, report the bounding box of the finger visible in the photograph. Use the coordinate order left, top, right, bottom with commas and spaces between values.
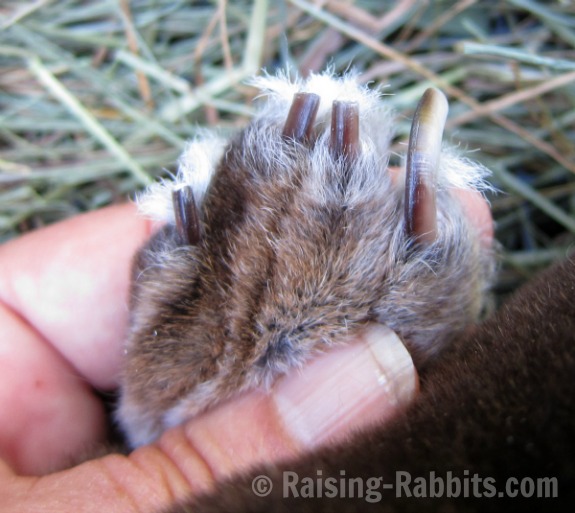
0, 303, 106, 475
174, 325, 417, 488
1, 325, 418, 512
452, 188, 494, 249
0, 204, 152, 474
0, 203, 152, 390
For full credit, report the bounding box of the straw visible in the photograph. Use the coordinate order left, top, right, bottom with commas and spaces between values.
1, 0, 574, 296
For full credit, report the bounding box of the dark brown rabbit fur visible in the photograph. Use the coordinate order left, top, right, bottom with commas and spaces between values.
117, 72, 575, 511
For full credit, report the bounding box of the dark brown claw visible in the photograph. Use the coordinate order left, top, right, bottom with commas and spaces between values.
282, 92, 320, 142
404, 171, 437, 246
404, 88, 448, 245
172, 185, 201, 245
330, 100, 360, 160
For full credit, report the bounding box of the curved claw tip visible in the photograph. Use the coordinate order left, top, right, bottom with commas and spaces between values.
404, 88, 449, 245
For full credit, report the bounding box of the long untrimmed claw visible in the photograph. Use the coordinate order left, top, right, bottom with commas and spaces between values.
172, 185, 201, 245
282, 92, 320, 142
404, 88, 448, 245
330, 100, 360, 160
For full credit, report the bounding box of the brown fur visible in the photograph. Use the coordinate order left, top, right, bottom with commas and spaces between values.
174, 255, 575, 513
117, 100, 494, 446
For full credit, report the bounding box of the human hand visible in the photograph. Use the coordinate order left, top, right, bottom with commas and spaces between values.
0, 189, 491, 512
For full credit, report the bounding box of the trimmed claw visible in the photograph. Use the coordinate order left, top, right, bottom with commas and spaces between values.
330, 100, 360, 160
282, 92, 320, 142
404, 88, 448, 245
172, 185, 201, 245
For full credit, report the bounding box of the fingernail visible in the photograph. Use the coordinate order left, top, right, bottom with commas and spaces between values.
273, 324, 418, 449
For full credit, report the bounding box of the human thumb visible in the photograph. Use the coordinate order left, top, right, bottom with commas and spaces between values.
1, 324, 418, 513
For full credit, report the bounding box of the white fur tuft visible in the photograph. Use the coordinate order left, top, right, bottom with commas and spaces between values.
249, 69, 386, 124
437, 146, 495, 192
137, 71, 491, 224
137, 134, 226, 223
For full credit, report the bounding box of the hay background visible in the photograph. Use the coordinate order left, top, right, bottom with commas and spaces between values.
1, 0, 575, 297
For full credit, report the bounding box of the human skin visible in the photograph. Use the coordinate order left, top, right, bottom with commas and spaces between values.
0, 188, 491, 513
